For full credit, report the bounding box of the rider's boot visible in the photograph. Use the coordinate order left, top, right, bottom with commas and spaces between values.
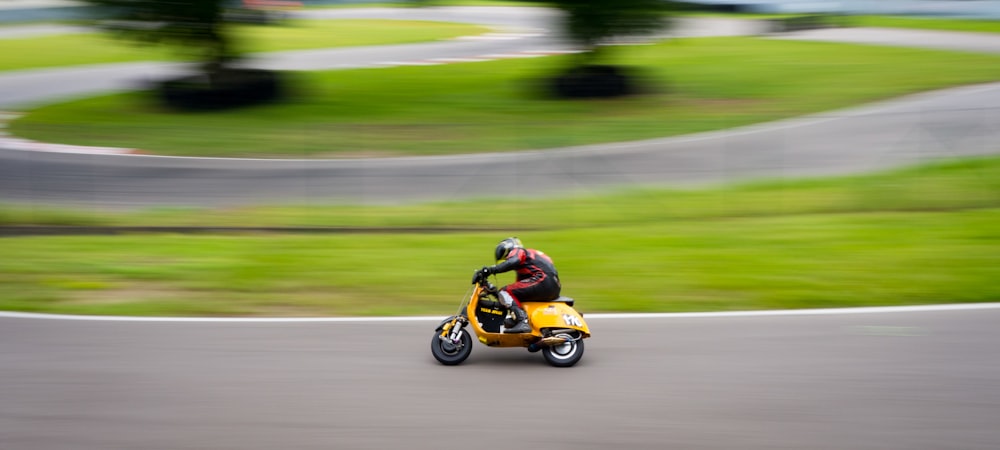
505, 303, 531, 334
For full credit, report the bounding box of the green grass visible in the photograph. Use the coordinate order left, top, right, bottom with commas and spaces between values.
2, 156, 998, 317
2, 210, 996, 317
12, 37, 1000, 157
849, 15, 1000, 34
0, 19, 489, 72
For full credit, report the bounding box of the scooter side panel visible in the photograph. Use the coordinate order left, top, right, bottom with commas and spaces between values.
473, 301, 506, 334
526, 302, 590, 336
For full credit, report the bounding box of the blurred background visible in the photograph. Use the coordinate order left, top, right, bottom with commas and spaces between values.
0, 0, 998, 317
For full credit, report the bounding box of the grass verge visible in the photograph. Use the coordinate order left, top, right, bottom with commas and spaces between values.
3, 156, 999, 229
848, 15, 1000, 34
2, 156, 998, 317
12, 37, 1000, 157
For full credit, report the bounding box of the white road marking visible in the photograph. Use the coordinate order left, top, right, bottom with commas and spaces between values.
429, 57, 491, 63
479, 53, 547, 59
455, 33, 541, 41
375, 61, 440, 66
2, 303, 997, 322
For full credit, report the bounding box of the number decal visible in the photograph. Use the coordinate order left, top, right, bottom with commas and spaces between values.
562, 314, 583, 328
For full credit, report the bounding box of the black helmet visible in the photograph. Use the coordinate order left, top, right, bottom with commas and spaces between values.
494, 237, 523, 261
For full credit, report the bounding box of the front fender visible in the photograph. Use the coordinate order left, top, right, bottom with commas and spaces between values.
435, 315, 462, 332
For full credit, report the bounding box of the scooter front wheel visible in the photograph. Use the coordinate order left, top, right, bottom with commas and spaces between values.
542, 334, 584, 367
431, 330, 472, 365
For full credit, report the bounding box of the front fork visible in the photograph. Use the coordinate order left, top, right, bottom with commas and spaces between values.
439, 316, 468, 346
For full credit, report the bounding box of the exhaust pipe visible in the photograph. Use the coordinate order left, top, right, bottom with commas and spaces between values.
539, 336, 569, 346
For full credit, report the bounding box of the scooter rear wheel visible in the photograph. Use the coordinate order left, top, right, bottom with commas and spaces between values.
431, 330, 472, 365
542, 334, 584, 367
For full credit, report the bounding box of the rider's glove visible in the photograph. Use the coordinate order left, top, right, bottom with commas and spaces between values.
472, 267, 490, 284
472, 266, 495, 284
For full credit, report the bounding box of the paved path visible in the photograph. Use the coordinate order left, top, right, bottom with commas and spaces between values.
771, 26, 1000, 54
692, 0, 1000, 18
0, 23, 89, 39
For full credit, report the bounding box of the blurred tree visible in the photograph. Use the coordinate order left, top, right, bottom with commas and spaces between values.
82, 0, 285, 110
547, 0, 675, 98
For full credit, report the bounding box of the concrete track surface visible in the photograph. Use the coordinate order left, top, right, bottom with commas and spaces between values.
3, 307, 1000, 450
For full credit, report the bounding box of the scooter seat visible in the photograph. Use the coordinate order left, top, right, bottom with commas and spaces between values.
554, 296, 574, 307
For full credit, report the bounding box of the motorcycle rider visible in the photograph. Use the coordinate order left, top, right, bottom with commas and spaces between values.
476, 237, 561, 334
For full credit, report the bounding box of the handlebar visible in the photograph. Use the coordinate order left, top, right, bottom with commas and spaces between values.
471, 268, 488, 284
471, 269, 497, 293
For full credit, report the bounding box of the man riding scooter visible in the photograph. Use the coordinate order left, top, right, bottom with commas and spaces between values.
476, 237, 562, 334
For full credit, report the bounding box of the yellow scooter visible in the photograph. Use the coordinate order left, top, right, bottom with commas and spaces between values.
431, 270, 591, 367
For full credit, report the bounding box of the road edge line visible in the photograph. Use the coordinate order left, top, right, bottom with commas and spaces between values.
2, 303, 999, 322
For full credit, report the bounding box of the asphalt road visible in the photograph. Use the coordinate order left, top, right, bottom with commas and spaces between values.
3, 306, 999, 450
